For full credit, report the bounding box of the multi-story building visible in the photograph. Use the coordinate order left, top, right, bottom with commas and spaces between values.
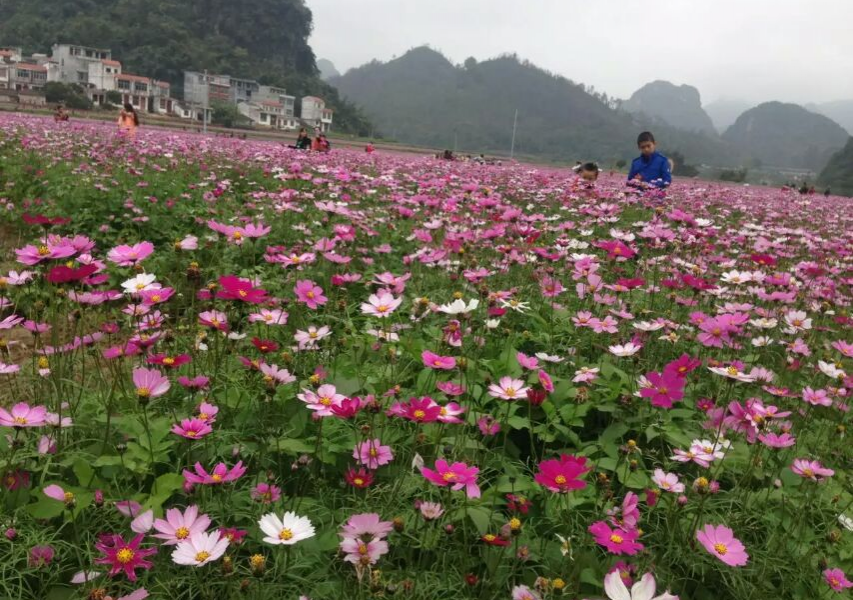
184, 71, 231, 107
50, 43, 112, 86
0, 63, 9, 90
0, 47, 23, 63
116, 73, 152, 110
151, 81, 173, 115
11, 63, 47, 91
87, 59, 122, 93
235, 85, 298, 130
230, 77, 260, 104
301, 96, 333, 132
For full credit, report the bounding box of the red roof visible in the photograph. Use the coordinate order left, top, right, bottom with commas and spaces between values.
261, 101, 282, 108
102, 59, 121, 67
17, 64, 47, 72
155, 81, 170, 88
0, 50, 15, 57
117, 73, 150, 83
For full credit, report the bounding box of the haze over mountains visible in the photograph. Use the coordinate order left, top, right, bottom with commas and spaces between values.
332, 47, 851, 175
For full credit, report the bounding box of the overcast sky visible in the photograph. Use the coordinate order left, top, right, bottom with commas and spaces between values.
307, 0, 853, 105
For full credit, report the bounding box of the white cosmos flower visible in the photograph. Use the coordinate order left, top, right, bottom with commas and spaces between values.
485, 319, 501, 329
498, 298, 530, 312
708, 365, 757, 382
535, 352, 564, 363
604, 571, 678, 600
556, 534, 573, 560
438, 298, 479, 315
695, 218, 712, 227
608, 342, 642, 357
751, 336, 773, 347
838, 514, 853, 532
818, 360, 846, 379
633, 321, 665, 332
121, 273, 158, 294
258, 512, 315, 546
749, 318, 777, 329
130, 509, 154, 533
171, 531, 229, 566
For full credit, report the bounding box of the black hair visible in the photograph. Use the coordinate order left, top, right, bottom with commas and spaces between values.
580, 162, 600, 172
123, 103, 139, 126
637, 131, 655, 145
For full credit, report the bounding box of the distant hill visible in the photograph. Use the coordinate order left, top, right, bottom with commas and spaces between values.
818, 137, 853, 196
722, 102, 848, 170
622, 81, 716, 134
0, 0, 372, 135
806, 100, 853, 135
317, 59, 340, 81
704, 99, 752, 133
331, 47, 739, 166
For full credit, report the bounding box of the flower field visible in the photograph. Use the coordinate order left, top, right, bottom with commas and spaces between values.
0, 113, 852, 600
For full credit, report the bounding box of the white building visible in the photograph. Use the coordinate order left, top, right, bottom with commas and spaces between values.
301, 96, 333, 132
0, 47, 23, 63
236, 85, 298, 130
51, 43, 112, 86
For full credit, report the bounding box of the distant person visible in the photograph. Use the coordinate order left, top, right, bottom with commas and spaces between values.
313, 133, 330, 153
117, 103, 139, 140
442, 149, 454, 161
627, 131, 671, 189
572, 161, 601, 183
292, 128, 311, 150
824, 187, 831, 197
53, 105, 69, 122
799, 183, 809, 195
365, 142, 375, 154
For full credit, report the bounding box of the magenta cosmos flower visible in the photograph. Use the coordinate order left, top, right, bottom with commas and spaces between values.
420, 459, 481, 498
132, 367, 170, 400
534, 454, 591, 493
791, 459, 835, 481
107, 242, 155, 266
94, 533, 157, 581
353, 439, 394, 470
639, 371, 685, 408
15, 242, 76, 265
171, 418, 212, 440
422, 350, 456, 370
294, 279, 327, 309
0, 402, 48, 427
488, 376, 529, 400
198, 310, 228, 331
696, 524, 748, 566
824, 568, 853, 592
589, 521, 644, 555
251, 483, 282, 503
152, 505, 211, 545
182, 461, 246, 485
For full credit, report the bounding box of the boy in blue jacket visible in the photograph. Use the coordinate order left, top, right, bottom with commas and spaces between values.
628, 131, 672, 188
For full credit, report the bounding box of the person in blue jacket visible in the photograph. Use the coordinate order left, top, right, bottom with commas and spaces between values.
628, 131, 672, 188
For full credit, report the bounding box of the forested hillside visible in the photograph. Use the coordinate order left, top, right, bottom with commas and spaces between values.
0, 0, 372, 134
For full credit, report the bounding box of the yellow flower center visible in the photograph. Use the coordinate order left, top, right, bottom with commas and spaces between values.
37, 245, 51, 256
353, 477, 364, 486
358, 543, 369, 555
211, 474, 222, 482
413, 409, 426, 420
726, 366, 739, 376
238, 290, 248, 298
232, 232, 243, 240
137, 387, 151, 398
306, 291, 314, 299
369, 448, 378, 457
803, 468, 814, 478
198, 413, 208, 420
713, 543, 728, 555
151, 294, 161, 302
13, 416, 27, 425
38, 357, 49, 369
163, 357, 175, 365
510, 518, 521, 530
609, 534, 623, 544
442, 471, 457, 481
64, 492, 75, 502
554, 475, 567, 485
185, 430, 197, 437
195, 551, 211, 562
483, 534, 496, 542
249, 554, 265, 568
279, 528, 293, 541
136, 283, 146, 290
657, 387, 668, 395
319, 397, 332, 406
175, 527, 190, 539
116, 548, 135, 564
309, 331, 318, 339
504, 387, 516, 397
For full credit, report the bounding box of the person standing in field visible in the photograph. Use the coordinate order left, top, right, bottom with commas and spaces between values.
117, 103, 139, 140
628, 131, 671, 188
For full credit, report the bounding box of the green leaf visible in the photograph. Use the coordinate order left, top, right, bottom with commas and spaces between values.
580, 567, 602, 588
269, 437, 314, 455
507, 415, 530, 430
26, 498, 64, 520
72, 458, 95, 488
464, 506, 493, 535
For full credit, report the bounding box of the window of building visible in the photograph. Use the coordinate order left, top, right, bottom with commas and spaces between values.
118, 80, 130, 90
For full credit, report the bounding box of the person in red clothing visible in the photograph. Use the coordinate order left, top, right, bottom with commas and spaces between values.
117, 103, 139, 140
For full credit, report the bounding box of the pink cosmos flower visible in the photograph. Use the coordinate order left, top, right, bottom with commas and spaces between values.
589, 521, 644, 555
94, 533, 157, 581
422, 351, 456, 370
248, 308, 289, 325
477, 415, 501, 436
43, 484, 74, 504
298, 384, 346, 416
0, 402, 48, 427
652, 469, 684, 493
353, 439, 394, 470
512, 585, 541, 600
360, 292, 403, 318
195, 402, 218, 422
757, 432, 796, 448
488, 376, 529, 400
294, 280, 327, 309
390, 396, 442, 423
152, 505, 211, 545
639, 371, 685, 408
198, 310, 228, 331
824, 568, 853, 592
802, 387, 832, 407
573, 366, 599, 383
437, 402, 466, 424
15, 242, 76, 265
534, 454, 591, 493
182, 461, 246, 485
696, 524, 748, 566
251, 483, 282, 504
107, 242, 155, 266
339, 513, 394, 540
420, 459, 481, 498
436, 381, 465, 396
171, 418, 212, 439
516, 352, 539, 370
791, 459, 834, 481
340, 537, 389, 566
178, 376, 210, 390
294, 325, 331, 349
28, 545, 55, 568
132, 367, 170, 400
